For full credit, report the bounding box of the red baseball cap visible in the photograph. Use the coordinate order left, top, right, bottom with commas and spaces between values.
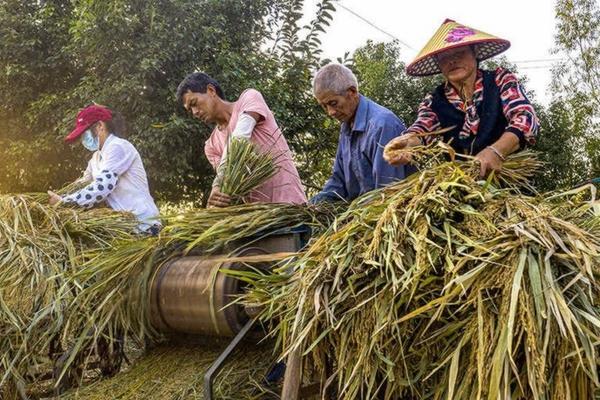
64, 104, 113, 143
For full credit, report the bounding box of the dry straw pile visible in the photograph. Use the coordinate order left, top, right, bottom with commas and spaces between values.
247, 145, 600, 399
0, 199, 335, 398
0, 140, 335, 399
0, 196, 138, 398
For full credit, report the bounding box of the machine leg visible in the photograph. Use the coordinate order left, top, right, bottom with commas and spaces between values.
204, 318, 257, 400
281, 347, 303, 400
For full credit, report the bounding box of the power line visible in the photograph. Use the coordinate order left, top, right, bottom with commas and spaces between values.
518, 65, 555, 70
512, 58, 565, 64
335, 1, 416, 51
332, 2, 560, 66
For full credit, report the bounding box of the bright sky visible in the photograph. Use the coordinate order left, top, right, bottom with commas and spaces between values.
303, 0, 558, 105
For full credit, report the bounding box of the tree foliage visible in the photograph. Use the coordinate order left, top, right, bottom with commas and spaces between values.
533, 100, 589, 190
547, 0, 600, 183
0, 0, 338, 201
259, 0, 340, 195
0, 0, 597, 201
553, 0, 600, 112
352, 41, 441, 127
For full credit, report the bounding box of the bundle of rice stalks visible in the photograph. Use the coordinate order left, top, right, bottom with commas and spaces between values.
249, 148, 600, 399
383, 139, 455, 171
39, 202, 339, 392
218, 138, 279, 204
384, 140, 543, 193
0, 194, 137, 398
164, 202, 339, 253
24, 178, 92, 204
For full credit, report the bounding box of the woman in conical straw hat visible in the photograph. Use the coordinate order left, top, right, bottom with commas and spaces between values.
384, 19, 539, 177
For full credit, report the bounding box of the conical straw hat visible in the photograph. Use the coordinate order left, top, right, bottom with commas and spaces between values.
406, 19, 510, 77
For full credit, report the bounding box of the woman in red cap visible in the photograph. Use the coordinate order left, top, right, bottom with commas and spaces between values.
384, 19, 539, 178
48, 104, 160, 234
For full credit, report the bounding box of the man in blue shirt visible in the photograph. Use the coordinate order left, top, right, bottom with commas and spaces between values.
311, 63, 413, 203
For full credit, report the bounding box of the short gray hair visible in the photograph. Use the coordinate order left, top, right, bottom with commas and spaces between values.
312, 63, 359, 96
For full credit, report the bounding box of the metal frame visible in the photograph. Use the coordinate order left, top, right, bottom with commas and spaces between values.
202, 227, 313, 398
203, 318, 257, 400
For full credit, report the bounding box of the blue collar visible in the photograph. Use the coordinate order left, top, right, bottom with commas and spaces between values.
342, 95, 368, 135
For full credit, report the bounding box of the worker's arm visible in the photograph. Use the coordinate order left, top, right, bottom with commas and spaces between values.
61, 143, 134, 208
475, 132, 520, 178
476, 68, 539, 178
496, 68, 539, 149
61, 171, 119, 208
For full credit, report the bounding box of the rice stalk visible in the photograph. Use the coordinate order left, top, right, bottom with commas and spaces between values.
246, 150, 600, 399
0, 194, 137, 396
218, 138, 279, 204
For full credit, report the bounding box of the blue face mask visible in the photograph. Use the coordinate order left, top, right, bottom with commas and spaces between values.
82, 129, 99, 152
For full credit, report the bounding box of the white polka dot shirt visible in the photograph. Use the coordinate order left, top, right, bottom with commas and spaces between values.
63, 134, 160, 229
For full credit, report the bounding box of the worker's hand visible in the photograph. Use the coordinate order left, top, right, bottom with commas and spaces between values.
383, 134, 421, 166
475, 147, 504, 178
47, 190, 62, 206
207, 186, 231, 208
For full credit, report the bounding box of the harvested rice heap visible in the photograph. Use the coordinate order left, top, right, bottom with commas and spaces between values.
0, 196, 138, 398
0, 139, 338, 399
0, 197, 337, 399
252, 144, 600, 399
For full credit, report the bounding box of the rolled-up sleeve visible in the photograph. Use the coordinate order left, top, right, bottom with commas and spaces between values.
403, 94, 442, 145
496, 68, 539, 147
63, 170, 119, 208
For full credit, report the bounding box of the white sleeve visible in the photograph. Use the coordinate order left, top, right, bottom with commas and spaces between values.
213, 113, 258, 186
231, 112, 257, 140
81, 160, 93, 182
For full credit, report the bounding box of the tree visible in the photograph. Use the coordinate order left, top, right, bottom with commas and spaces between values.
549, 0, 600, 181
0, 0, 83, 194
352, 41, 441, 128
533, 101, 589, 190
553, 0, 600, 112
0, 0, 344, 202
0, 0, 283, 201
259, 0, 340, 195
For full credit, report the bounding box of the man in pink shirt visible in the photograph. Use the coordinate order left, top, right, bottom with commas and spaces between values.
176, 72, 307, 207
